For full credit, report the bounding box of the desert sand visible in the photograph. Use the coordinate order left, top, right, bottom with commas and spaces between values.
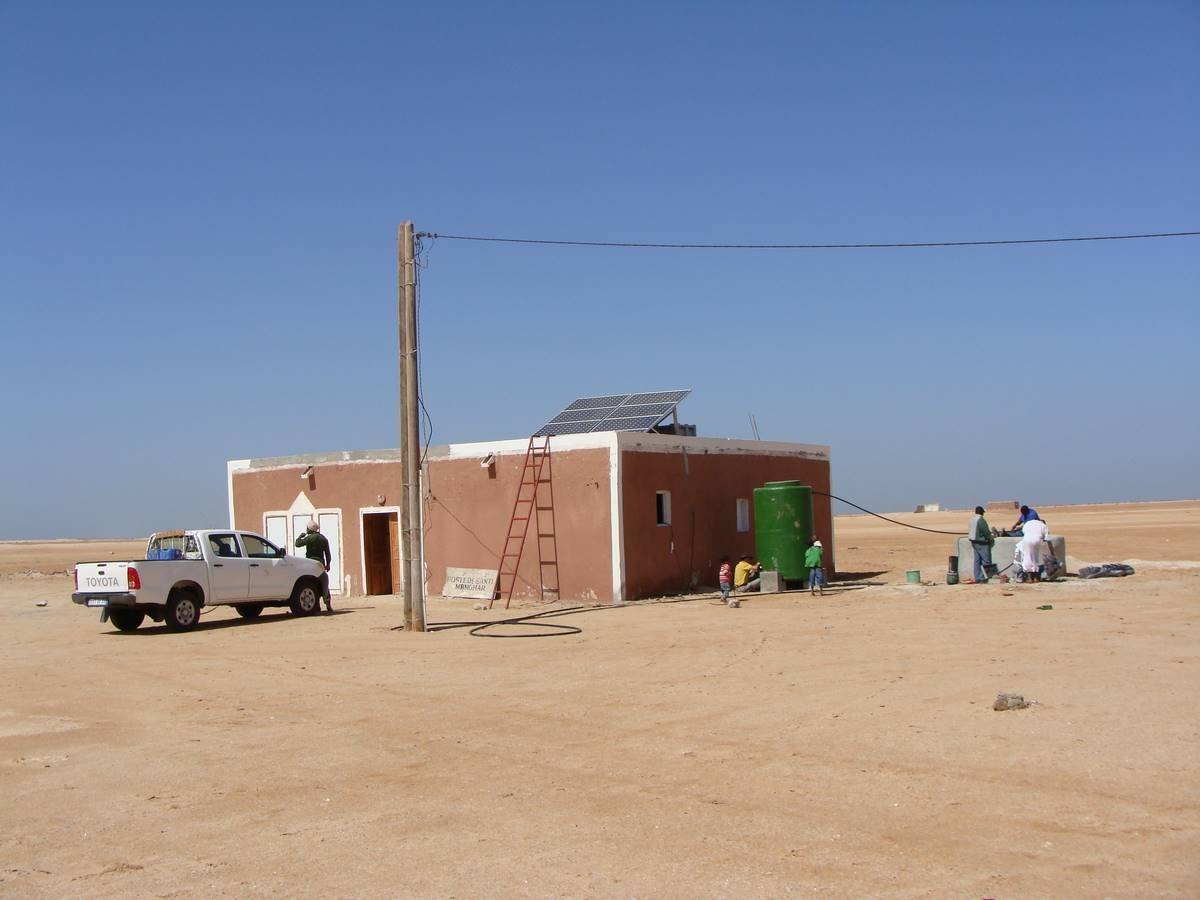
1, 501, 1197, 897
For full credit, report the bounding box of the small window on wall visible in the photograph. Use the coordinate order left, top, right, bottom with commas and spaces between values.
736, 498, 750, 533
656, 491, 672, 526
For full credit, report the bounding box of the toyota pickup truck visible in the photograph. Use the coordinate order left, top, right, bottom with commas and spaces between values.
72, 529, 327, 632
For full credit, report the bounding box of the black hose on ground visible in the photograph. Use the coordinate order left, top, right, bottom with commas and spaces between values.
427, 604, 598, 638
422, 493, 966, 638
422, 602, 648, 638
425, 584, 874, 639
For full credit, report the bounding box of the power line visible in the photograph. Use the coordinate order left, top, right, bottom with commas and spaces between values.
417, 229, 1200, 251
814, 491, 963, 536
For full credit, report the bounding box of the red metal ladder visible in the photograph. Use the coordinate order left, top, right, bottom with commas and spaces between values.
492, 436, 560, 609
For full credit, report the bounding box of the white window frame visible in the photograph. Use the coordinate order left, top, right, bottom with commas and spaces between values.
265, 508, 345, 595
264, 512, 289, 550
656, 490, 672, 527
315, 510, 344, 596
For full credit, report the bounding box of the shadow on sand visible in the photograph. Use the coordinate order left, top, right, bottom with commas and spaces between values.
830, 570, 888, 582
101, 606, 371, 636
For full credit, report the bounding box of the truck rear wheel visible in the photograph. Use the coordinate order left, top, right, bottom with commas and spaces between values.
109, 609, 146, 632
235, 604, 264, 619
289, 580, 321, 617
165, 589, 200, 631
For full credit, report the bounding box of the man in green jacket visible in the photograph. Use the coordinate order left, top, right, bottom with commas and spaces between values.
967, 506, 995, 584
804, 539, 825, 596
296, 521, 333, 611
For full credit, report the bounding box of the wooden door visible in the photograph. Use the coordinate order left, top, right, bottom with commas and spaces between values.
388, 513, 402, 594
363, 513, 398, 595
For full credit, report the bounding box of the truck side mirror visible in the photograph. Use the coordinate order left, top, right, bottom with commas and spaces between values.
276, 547, 286, 558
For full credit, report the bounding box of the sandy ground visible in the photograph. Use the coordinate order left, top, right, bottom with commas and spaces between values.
1, 501, 1197, 897
0, 539, 145, 578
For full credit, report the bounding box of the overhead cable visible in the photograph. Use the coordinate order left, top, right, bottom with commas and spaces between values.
417, 229, 1200, 251
814, 491, 964, 536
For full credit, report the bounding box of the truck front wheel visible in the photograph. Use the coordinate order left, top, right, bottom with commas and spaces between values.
289, 580, 321, 617
109, 609, 146, 632
165, 589, 200, 631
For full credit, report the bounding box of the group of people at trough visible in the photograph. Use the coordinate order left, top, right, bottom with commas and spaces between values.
711, 501, 1062, 605
966, 503, 1058, 584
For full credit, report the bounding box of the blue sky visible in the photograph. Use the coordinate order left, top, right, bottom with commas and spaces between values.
1, 1, 1197, 539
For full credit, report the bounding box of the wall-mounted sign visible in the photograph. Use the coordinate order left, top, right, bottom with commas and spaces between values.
444, 567, 498, 600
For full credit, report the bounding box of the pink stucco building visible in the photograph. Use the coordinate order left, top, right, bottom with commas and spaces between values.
227, 431, 832, 603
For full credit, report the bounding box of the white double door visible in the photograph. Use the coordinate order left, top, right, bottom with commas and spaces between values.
264, 512, 343, 595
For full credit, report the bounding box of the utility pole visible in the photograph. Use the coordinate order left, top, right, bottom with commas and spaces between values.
398, 221, 426, 631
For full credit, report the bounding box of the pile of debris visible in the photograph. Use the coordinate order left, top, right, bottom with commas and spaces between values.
1079, 563, 1136, 579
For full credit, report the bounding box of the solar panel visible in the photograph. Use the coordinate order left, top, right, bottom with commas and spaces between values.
546, 408, 612, 427
534, 390, 691, 437
597, 414, 665, 431
565, 395, 629, 411
614, 401, 678, 418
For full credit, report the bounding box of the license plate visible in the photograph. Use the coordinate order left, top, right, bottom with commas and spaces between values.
86, 598, 108, 608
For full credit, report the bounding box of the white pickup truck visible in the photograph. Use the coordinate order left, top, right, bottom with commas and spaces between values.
72, 529, 328, 632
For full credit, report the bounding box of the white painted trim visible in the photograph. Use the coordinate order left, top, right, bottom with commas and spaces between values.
233, 432, 830, 472
286, 491, 317, 517
235, 457, 402, 476
358, 506, 402, 597
614, 431, 830, 460
227, 459, 251, 527
656, 490, 672, 526
736, 498, 751, 533
419, 461, 428, 624
829, 458, 837, 574
608, 433, 624, 602
433, 432, 617, 461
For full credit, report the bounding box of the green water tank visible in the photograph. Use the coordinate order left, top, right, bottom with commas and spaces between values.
753, 481, 814, 580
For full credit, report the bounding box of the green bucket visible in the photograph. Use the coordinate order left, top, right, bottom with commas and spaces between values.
946, 572, 960, 585
905, 570, 921, 584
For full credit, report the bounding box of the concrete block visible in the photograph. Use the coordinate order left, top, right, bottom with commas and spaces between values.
956, 535, 1067, 579
759, 570, 783, 594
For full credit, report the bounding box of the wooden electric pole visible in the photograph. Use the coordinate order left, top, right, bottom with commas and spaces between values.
398, 221, 426, 631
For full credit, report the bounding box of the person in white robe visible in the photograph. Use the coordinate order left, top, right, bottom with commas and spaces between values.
1018, 517, 1050, 581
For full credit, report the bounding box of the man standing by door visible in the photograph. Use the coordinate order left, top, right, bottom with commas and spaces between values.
296, 521, 333, 611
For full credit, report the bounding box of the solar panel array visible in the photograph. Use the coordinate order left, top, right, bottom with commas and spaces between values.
534, 390, 691, 437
